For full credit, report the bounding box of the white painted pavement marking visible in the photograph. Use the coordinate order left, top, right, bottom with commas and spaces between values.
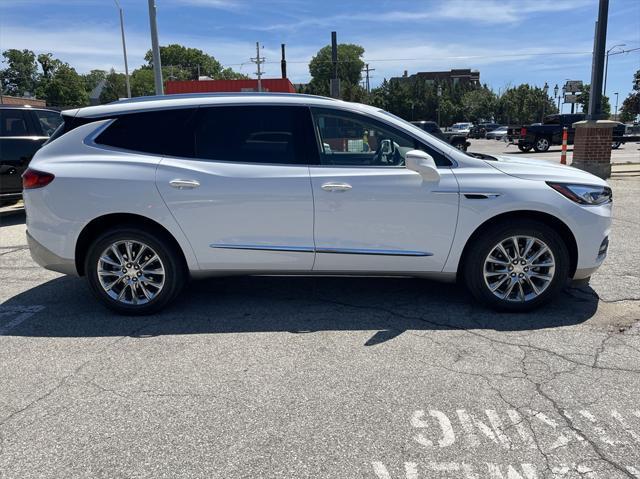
0, 305, 45, 335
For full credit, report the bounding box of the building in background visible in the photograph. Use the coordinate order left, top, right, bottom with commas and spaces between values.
392, 69, 480, 87
165, 78, 296, 94
0, 95, 46, 107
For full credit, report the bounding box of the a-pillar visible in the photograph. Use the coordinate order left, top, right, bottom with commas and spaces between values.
571, 120, 617, 179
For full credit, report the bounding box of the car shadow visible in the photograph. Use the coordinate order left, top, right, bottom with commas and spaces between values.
0, 209, 26, 227
1, 274, 600, 344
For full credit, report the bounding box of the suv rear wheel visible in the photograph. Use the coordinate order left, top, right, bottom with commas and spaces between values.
85, 227, 187, 315
463, 220, 570, 311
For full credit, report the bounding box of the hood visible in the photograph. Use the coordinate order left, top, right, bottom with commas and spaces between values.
485, 155, 608, 186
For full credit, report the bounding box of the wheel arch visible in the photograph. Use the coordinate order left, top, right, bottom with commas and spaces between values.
75, 213, 189, 276
456, 210, 578, 281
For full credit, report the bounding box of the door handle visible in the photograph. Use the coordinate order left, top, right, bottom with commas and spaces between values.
169, 179, 200, 190
321, 182, 352, 192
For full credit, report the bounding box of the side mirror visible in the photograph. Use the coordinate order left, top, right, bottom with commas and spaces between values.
405, 150, 440, 182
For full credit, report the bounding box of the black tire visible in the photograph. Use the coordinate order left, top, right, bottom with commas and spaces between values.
518, 144, 532, 152
532, 136, 551, 152
463, 220, 570, 312
453, 141, 467, 151
85, 227, 187, 315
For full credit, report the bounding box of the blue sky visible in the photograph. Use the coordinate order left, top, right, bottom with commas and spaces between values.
1, 0, 639, 106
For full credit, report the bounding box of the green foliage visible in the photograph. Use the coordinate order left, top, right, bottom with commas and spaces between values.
495, 84, 558, 124
99, 69, 127, 104
461, 87, 498, 123
37, 61, 88, 107
1, 49, 39, 96
576, 84, 611, 117
82, 69, 107, 93
144, 44, 246, 80
307, 44, 365, 99
619, 69, 640, 122
130, 68, 155, 97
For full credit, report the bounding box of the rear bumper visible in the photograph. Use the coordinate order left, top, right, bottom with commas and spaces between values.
27, 230, 78, 276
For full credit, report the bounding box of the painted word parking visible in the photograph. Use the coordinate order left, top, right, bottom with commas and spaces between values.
372, 409, 640, 478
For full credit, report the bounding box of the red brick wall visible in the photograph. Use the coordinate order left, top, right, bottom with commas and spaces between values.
572, 126, 612, 165
0, 95, 46, 107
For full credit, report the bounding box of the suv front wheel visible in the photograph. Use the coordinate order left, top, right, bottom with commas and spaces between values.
85, 227, 187, 315
463, 220, 570, 311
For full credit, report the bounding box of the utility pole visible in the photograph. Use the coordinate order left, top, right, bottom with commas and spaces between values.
330, 31, 340, 99
114, 0, 131, 98
251, 42, 265, 92
147, 0, 164, 95
281, 44, 287, 79
587, 0, 609, 119
362, 63, 375, 93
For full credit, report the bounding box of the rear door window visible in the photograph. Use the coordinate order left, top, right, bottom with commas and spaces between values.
194, 105, 318, 165
0, 110, 30, 137
33, 110, 63, 136
95, 108, 197, 157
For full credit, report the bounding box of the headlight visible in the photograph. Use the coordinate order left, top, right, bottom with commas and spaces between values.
546, 182, 612, 205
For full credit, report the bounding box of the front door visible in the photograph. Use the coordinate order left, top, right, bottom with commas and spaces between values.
309, 108, 459, 273
156, 105, 318, 271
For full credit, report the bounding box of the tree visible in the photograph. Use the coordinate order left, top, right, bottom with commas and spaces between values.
1, 49, 39, 96
100, 69, 127, 103
144, 44, 246, 81
31, 53, 88, 107
619, 69, 640, 122
576, 84, 611, 117
461, 86, 498, 123
496, 84, 558, 124
130, 68, 155, 97
82, 69, 107, 93
307, 44, 365, 98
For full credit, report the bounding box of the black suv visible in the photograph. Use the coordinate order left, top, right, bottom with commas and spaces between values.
0, 105, 62, 206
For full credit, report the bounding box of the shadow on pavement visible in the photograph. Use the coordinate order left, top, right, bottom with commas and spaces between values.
0, 210, 26, 227
1, 274, 600, 343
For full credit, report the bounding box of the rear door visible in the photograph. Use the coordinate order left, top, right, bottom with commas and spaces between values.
155, 105, 318, 271
0, 109, 47, 196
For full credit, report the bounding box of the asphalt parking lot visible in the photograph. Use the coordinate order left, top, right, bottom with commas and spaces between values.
467, 137, 640, 165
1, 176, 640, 479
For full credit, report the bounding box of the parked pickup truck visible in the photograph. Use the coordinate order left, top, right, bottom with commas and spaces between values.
506, 114, 633, 153
411, 121, 470, 151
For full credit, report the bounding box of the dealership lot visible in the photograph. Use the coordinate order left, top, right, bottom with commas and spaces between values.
467, 138, 640, 165
0, 177, 639, 478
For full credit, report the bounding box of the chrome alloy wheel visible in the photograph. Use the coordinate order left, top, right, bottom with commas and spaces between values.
97, 240, 166, 305
483, 236, 556, 303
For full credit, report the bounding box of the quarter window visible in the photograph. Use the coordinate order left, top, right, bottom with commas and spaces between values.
33, 110, 63, 136
194, 106, 317, 165
95, 108, 197, 157
312, 108, 449, 167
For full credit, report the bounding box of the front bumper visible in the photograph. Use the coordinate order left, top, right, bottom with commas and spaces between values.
27, 230, 78, 276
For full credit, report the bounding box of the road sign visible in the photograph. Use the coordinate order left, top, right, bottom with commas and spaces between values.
564, 80, 583, 93
564, 94, 579, 103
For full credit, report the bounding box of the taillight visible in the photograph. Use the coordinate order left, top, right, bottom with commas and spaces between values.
22, 168, 55, 189
520, 127, 527, 137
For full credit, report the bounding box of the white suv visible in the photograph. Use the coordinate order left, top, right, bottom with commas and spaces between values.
23, 93, 612, 314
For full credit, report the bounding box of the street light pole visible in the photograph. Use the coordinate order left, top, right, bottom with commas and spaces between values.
437, 84, 442, 126
603, 43, 625, 98
541, 82, 549, 122
114, 0, 131, 98
148, 0, 164, 95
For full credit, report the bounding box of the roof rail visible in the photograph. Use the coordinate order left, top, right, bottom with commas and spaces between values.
112, 92, 338, 105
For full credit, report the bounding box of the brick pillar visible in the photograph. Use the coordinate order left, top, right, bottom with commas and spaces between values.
571, 120, 617, 179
